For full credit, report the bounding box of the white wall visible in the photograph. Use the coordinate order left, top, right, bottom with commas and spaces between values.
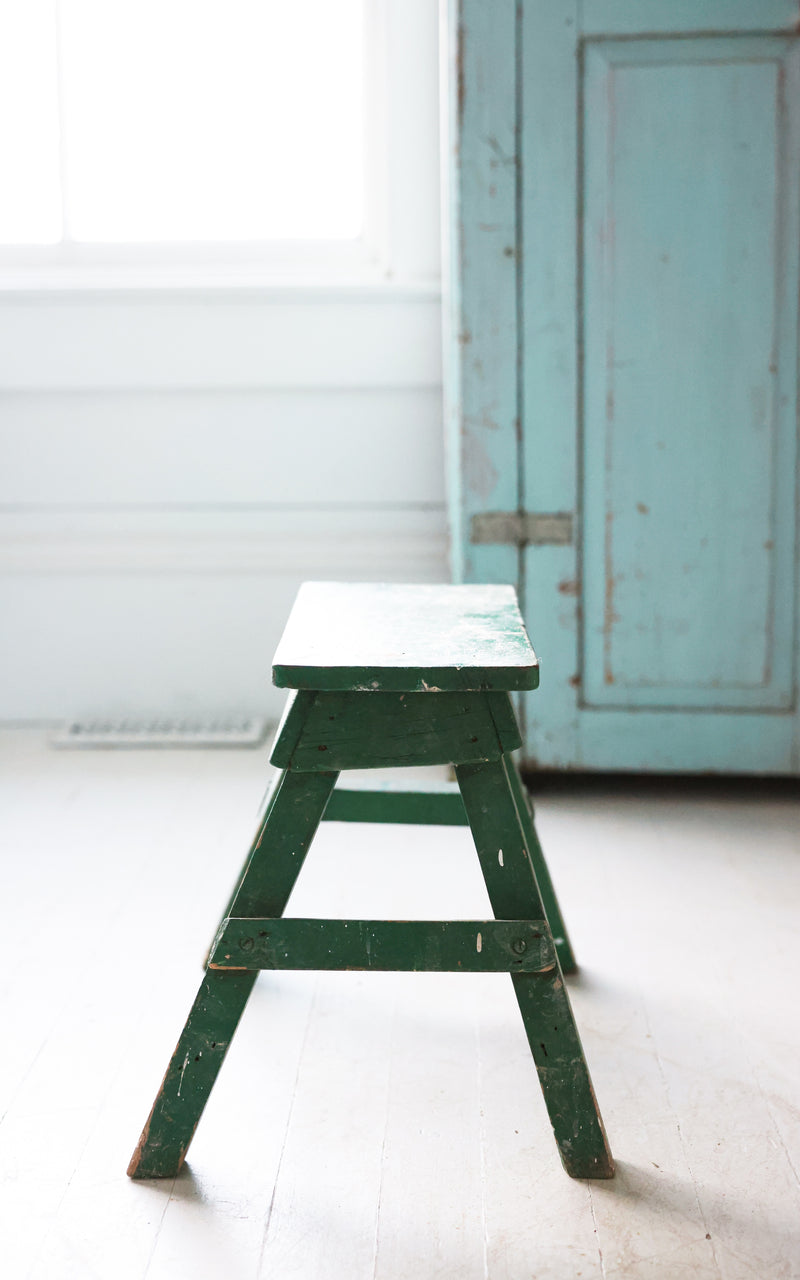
0, 4, 445, 724
0, 293, 446, 723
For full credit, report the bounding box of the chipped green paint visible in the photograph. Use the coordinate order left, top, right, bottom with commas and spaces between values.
270, 689, 522, 772
272, 582, 539, 693
127, 768, 337, 1180
209, 918, 556, 974
457, 758, 613, 1178
506, 760, 577, 974
129, 582, 612, 1182
323, 777, 469, 825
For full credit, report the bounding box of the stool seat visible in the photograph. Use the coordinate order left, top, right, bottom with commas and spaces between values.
272, 581, 540, 692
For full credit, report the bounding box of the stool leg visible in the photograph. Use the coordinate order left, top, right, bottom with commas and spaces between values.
456, 758, 613, 1179
506, 759, 577, 974
202, 769, 283, 965
127, 768, 338, 1180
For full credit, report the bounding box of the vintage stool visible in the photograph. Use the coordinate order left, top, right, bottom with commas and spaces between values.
128, 582, 613, 1180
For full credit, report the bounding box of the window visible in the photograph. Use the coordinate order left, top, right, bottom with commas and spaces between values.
0, 0, 438, 288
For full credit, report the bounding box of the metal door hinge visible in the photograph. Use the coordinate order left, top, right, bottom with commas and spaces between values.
470, 512, 573, 547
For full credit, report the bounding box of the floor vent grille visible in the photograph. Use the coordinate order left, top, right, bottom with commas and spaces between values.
51, 718, 269, 749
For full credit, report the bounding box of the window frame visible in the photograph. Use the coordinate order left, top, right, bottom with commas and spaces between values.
0, 0, 440, 295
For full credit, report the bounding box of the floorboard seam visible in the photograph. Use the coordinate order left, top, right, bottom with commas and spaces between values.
476, 1009, 490, 1280
141, 1174, 179, 1280
255, 977, 319, 1279
643, 998, 723, 1280
587, 1184, 607, 1280
370, 996, 397, 1280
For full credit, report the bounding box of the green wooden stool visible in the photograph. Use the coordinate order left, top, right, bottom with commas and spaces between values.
128, 583, 613, 1181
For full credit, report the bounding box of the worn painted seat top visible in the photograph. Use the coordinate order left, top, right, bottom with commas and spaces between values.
272, 582, 539, 693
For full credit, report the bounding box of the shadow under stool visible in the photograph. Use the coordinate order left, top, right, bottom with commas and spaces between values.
128, 581, 613, 1181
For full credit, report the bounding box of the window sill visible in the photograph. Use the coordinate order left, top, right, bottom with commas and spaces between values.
0, 237, 440, 299
0, 281, 442, 391
0, 266, 441, 301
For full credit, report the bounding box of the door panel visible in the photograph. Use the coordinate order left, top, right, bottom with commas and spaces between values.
581, 37, 799, 711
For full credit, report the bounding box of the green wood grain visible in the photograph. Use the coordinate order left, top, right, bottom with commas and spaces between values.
203, 768, 285, 963
266, 689, 316, 771
270, 690, 521, 772
321, 767, 577, 970
209, 918, 555, 973
226, 770, 338, 919
127, 968, 258, 1182
128, 769, 338, 1180
272, 582, 538, 693
457, 758, 614, 1179
323, 778, 469, 825
507, 760, 577, 973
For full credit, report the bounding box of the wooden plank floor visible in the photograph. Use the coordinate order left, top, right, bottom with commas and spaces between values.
1, 730, 798, 1279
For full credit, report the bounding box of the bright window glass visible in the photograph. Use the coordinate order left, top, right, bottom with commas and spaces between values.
0, 3, 62, 243
0, 0, 365, 245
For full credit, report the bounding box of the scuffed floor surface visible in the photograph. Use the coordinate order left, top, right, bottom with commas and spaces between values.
0, 730, 798, 1279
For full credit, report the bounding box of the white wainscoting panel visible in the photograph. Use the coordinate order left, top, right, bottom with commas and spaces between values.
0, 387, 443, 508
0, 291, 441, 391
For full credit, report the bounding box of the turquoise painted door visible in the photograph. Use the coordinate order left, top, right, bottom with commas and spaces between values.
444, 0, 800, 773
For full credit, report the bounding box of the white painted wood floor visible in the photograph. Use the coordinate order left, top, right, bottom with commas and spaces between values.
1, 730, 798, 1280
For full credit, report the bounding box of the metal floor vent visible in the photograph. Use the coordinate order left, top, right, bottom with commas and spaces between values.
51, 717, 269, 749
